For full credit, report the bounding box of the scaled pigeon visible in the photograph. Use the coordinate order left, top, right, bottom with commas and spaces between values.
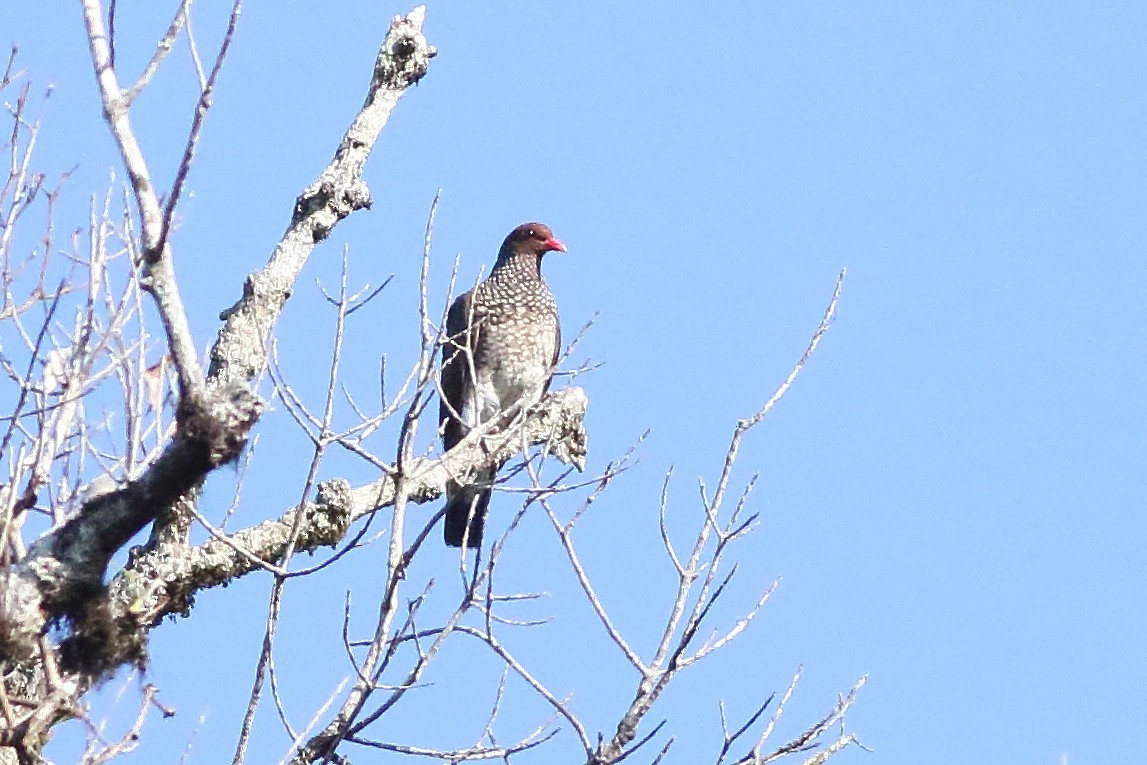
439, 223, 567, 547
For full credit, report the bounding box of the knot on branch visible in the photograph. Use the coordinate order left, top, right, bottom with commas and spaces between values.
113, 542, 197, 628
310, 479, 354, 546
294, 179, 373, 243
376, 6, 436, 89
179, 381, 264, 467
527, 387, 589, 471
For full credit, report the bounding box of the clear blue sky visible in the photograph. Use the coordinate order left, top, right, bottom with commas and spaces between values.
4, 2, 1145, 763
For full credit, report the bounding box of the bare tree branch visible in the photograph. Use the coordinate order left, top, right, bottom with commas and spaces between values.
586, 270, 847, 765
123, 0, 193, 105
79, 0, 204, 398
208, 6, 435, 389
107, 387, 588, 626
156, 0, 242, 260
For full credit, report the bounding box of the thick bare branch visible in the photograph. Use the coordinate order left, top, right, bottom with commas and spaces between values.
208, 7, 435, 389
106, 387, 587, 626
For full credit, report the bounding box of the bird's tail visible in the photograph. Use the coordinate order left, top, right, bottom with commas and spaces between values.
443, 478, 491, 548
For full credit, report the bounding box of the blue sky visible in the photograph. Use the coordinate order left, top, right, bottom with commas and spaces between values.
4, 1, 1146, 763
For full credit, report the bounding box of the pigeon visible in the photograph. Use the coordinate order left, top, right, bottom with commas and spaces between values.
439, 223, 566, 547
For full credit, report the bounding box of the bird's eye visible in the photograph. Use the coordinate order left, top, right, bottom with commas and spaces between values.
527, 229, 535, 238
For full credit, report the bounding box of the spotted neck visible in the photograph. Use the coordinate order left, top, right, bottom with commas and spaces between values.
491, 250, 545, 284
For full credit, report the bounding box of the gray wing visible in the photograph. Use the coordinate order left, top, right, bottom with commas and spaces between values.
440, 288, 475, 452
544, 306, 561, 395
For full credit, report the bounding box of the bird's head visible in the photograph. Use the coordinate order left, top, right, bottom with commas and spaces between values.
502, 223, 567, 259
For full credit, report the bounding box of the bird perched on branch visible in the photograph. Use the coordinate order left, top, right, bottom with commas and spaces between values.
439, 222, 567, 548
